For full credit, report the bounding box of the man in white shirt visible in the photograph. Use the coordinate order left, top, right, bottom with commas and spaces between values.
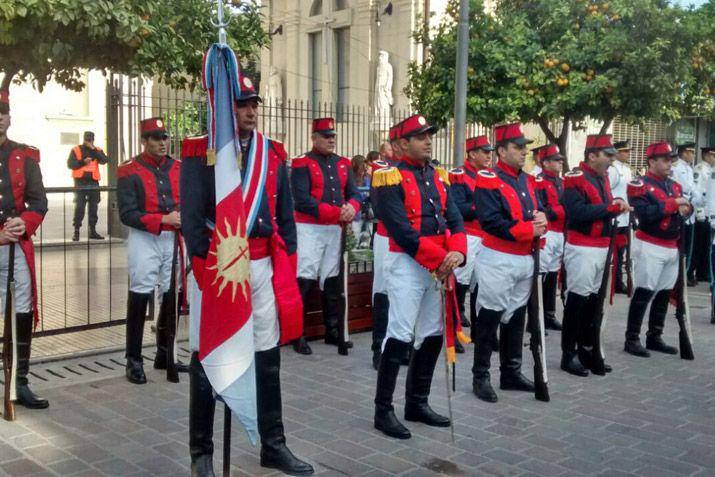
692, 146, 715, 285
670, 142, 696, 286
608, 140, 633, 294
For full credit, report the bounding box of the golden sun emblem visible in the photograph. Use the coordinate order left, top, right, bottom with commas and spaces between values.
207, 217, 251, 302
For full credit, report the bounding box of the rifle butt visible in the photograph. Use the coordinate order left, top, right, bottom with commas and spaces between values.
534, 379, 550, 402
679, 331, 695, 361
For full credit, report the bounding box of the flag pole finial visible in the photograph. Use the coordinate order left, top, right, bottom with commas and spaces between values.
213, 0, 229, 45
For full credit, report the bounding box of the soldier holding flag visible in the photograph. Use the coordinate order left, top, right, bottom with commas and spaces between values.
0, 90, 49, 410
181, 67, 313, 475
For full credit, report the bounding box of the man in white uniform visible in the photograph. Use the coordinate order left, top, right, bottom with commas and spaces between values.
670, 142, 696, 285
608, 140, 633, 294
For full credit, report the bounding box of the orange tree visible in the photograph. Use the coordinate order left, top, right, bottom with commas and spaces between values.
407, 0, 715, 168
0, 0, 268, 95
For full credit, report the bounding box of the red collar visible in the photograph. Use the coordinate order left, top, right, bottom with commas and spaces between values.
496, 160, 521, 178
579, 161, 603, 178
142, 151, 165, 168
542, 169, 558, 179
463, 161, 479, 175
646, 171, 668, 183
402, 155, 430, 168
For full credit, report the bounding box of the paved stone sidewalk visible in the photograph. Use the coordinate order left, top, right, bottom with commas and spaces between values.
1, 285, 715, 476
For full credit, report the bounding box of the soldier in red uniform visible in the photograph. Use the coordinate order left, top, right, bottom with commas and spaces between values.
117, 118, 187, 384
370, 123, 403, 369
535, 144, 566, 330
624, 142, 691, 357
449, 136, 494, 349
290, 118, 361, 355
560, 134, 629, 377
371, 114, 466, 439
0, 90, 49, 409
471, 123, 545, 403
181, 74, 313, 477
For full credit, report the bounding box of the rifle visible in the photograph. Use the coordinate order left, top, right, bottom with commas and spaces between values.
626, 215, 634, 297
166, 232, 180, 383
337, 224, 349, 356
591, 218, 618, 376
3, 243, 17, 421
527, 238, 550, 402
674, 232, 695, 360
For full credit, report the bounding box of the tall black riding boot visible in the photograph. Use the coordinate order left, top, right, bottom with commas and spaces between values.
257, 347, 314, 475
322, 277, 352, 348
292, 278, 315, 355
126, 291, 151, 384
371, 292, 390, 369
89, 226, 105, 240
615, 244, 628, 294
542, 272, 562, 330
15, 312, 48, 409
374, 338, 412, 439
561, 292, 589, 376
404, 335, 450, 427
499, 306, 534, 392
153, 292, 189, 372
624, 287, 654, 357
580, 294, 613, 373
455, 283, 470, 328
472, 307, 502, 402
646, 289, 678, 355
189, 352, 216, 477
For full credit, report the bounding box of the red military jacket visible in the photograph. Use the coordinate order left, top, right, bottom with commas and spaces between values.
537, 170, 566, 233
0, 139, 48, 323
449, 161, 483, 237
117, 152, 181, 235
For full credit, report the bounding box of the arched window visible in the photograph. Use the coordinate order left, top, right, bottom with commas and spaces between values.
310, 0, 323, 16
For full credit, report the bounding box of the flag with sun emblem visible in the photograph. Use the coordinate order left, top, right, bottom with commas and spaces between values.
200, 43, 257, 443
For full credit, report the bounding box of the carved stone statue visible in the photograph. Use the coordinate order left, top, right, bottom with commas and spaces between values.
373, 51, 393, 128
266, 66, 284, 136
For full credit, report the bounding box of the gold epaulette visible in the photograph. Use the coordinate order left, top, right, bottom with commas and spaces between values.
436, 166, 450, 186
372, 167, 402, 187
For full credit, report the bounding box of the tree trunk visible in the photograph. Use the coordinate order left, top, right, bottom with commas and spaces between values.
599, 117, 613, 134
537, 116, 572, 171
0, 70, 16, 92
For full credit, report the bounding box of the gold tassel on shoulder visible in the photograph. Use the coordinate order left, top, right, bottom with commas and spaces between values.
436, 166, 450, 186
372, 167, 402, 187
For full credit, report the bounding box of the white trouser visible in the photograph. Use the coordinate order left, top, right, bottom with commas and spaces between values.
475, 247, 533, 323
372, 233, 389, 296
633, 238, 679, 292
128, 228, 175, 294
189, 257, 279, 353
564, 243, 608, 296
296, 223, 341, 289
384, 252, 443, 349
454, 235, 482, 290
540, 230, 564, 273
0, 244, 32, 313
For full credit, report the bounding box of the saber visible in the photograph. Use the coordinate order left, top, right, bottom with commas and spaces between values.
626, 215, 634, 297
3, 242, 17, 421
527, 238, 549, 402
166, 231, 180, 383
438, 279, 455, 443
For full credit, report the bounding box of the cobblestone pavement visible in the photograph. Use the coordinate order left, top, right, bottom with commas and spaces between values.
0, 284, 714, 476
